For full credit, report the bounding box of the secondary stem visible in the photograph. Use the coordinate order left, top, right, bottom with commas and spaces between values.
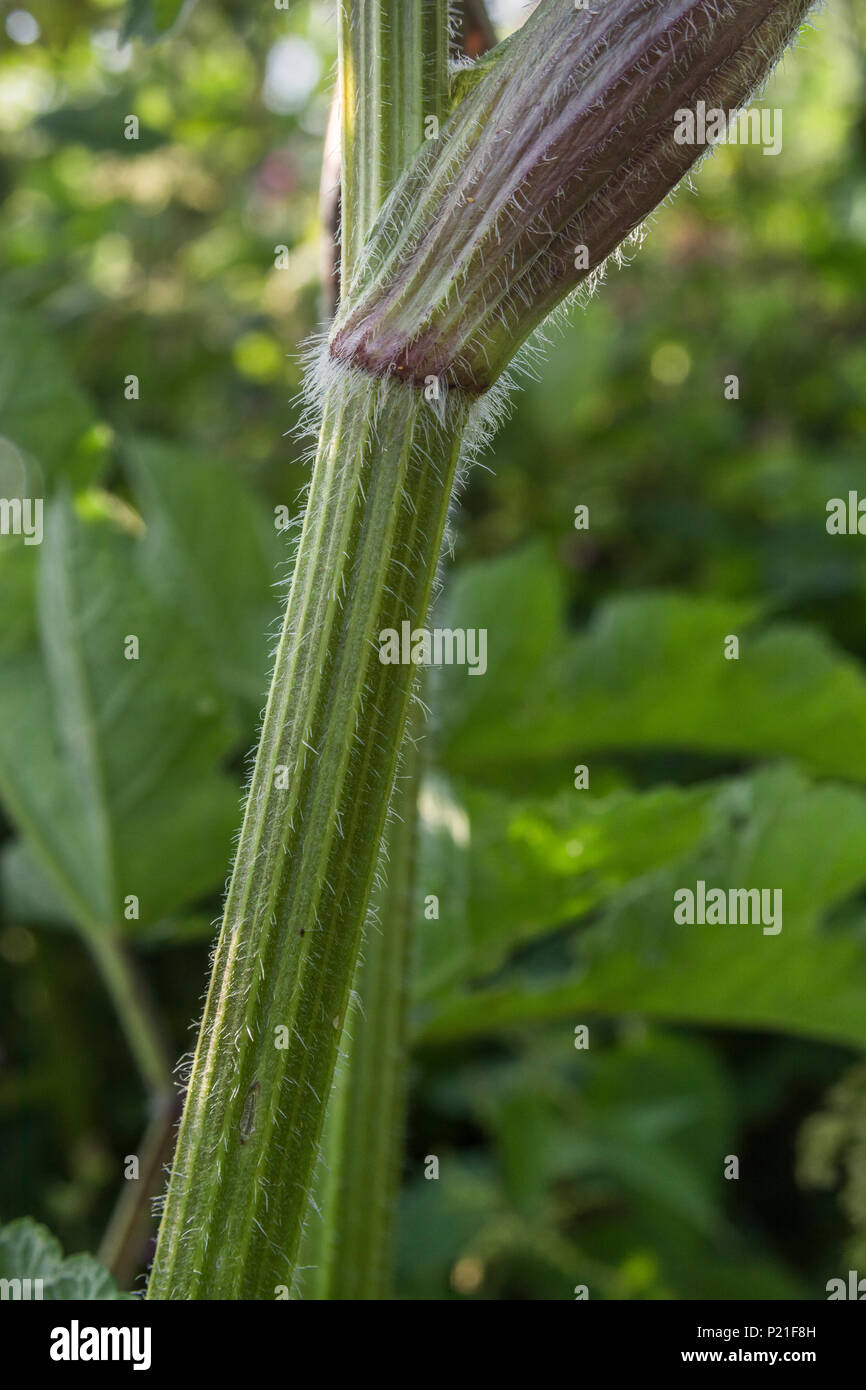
98, 1091, 181, 1284
85, 929, 172, 1100
85, 929, 175, 1285
297, 0, 452, 1301
339, 0, 449, 286
306, 709, 423, 1298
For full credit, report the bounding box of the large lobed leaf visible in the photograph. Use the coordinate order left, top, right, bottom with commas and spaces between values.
0, 1218, 129, 1300
0, 497, 241, 938
417, 765, 866, 1050
435, 545, 866, 784
418, 545, 866, 1050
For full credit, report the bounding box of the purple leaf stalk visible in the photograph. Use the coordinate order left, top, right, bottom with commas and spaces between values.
331, 0, 818, 393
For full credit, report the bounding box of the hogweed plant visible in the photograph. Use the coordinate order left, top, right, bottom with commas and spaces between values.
147, 0, 820, 1300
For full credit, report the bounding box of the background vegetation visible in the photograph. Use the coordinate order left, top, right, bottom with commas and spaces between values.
2, 0, 866, 1299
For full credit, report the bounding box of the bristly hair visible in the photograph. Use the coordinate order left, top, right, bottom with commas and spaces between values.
328, 0, 820, 394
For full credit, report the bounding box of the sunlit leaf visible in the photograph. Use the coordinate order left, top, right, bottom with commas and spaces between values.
418, 766, 866, 1050
436, 545, 866, 785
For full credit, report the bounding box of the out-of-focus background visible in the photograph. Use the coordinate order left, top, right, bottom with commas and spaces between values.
2, 0, 866, 1299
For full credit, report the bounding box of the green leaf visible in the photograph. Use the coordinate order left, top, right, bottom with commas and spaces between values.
0, 497, 240, 938
121, 0, 197, 43
431, 542, 562, 757
418, 766, 866, 1050
0, 840, 76, 929
397, 1031, 805, 1300
414, 774, 471, 997
0, 310, 94, 486
0, 1218, 129, 1300
415, 776, 713, 1001
38, 98, 167, 154
124, 438, 281, 718
437, 544, 866, 784
473, 1034, 730, 1237
570, 1034, 731, 1239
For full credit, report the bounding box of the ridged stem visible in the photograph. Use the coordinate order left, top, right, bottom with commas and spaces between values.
340, 0, 450, 285
147, 368, 468, 1299
149, 0, 455, 1303
304, 718, 422, 1298
296, 0, 451, 1301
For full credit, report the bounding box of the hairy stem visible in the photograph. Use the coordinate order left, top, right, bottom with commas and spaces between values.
148, 5, 456, 1304
147, 366, 468, 1299
306, 708, 424, 1299
296, 0, 451, 1301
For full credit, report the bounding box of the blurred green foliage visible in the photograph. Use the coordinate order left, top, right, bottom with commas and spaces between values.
1, 0, 866, 1299
0, 1215, 128, 1297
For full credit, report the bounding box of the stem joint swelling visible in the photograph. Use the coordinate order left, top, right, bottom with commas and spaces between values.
327, 333, 489, 398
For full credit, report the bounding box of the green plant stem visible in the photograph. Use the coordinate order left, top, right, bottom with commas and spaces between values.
147, 365, 468, 1299
297, 0, 451, 1302
339, 0, 449, 286
147, 0, 455, 1303
84, 929, 172, 1099
98, 1091, 181, 1285
306, 710, 423, 1299
90, 928, 177, 1284
143, 0, 822, 1303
